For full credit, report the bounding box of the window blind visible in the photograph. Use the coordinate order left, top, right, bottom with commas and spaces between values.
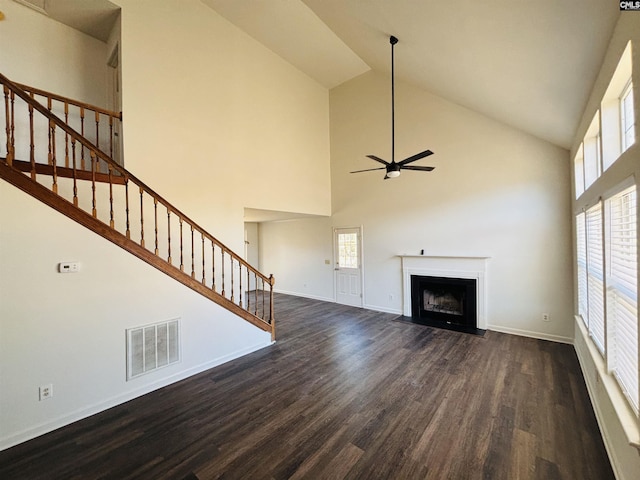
586, 202, 606, 354
606, 185, 638, 413
576, 213, 588, 325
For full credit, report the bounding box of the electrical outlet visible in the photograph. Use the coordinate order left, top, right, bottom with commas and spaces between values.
542, 313, 550, 322
58, 262, 80, 273
39, 384, 53, 401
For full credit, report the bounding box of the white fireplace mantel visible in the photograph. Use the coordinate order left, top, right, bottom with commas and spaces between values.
398, 255, 490, 329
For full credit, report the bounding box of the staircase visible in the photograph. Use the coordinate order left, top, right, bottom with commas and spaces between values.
0, 72, 275, 340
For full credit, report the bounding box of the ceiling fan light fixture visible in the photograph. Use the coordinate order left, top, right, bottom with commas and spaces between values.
387, 170, 400, 178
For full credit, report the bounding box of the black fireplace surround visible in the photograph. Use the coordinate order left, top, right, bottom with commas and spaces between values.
411, 275, 477, 328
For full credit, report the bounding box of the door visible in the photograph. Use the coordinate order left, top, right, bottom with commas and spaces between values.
334, 227, 363, 307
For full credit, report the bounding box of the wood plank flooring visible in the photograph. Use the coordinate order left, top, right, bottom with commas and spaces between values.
0, 294, 614, 479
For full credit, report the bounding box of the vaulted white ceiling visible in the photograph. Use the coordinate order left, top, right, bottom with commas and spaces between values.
205, 0, 620, 149
21, 0, 620, 149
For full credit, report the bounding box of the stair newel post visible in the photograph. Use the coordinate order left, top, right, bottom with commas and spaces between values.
3, 85, 14, 165
125, 175, 131, 239
269, 274, 275, 327
90, 151, 96, 217
201, 233, 206, 286
167, 208, 172, 264
179, 217, 184, 272
153, 198, 159, 255
64, 102, 69, 168
108, 164, 114, 228
71, 138, 78, 207
50, 119, 58, 194
190, 225, 195, 279
139, 186, 145, 247
80, 107, 85, 170
28, 93, 35, 178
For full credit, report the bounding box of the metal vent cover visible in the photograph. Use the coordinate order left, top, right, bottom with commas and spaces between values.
127, 319, 180, 380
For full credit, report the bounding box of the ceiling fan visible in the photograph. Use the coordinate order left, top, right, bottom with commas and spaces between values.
351, 35, 435, 180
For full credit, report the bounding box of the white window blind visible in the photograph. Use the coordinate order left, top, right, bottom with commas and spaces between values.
587, 202, 606, 354
606, 185, 638, 413
576, 212, 588, 325
621, 81, 635, 152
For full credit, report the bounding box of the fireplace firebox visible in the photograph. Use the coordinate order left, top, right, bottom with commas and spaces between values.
411, 275, 477, 328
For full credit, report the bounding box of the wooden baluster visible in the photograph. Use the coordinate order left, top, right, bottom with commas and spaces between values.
71, 139, 78, 206
29, 93, 35, 178
246, 268, 250, 311
109, 115, 114, 159
125, 175, 130, 239
201, 233, 206, 285
95, 111, 100, 170
239, 262, 243, 308
262, 277, 266, 320
190, 226, 195, 279
167, 209, 172, 264
139, 186, 145, 247
50, 120, 58, 194
108, 164, 115, 228
230, 256, 235, 302
154, 198, 159, 255
221, 249, 225, 297
212, 244, 216, 292
254, 274, 258, 316
3, 86, 13, 165
179, 218, 184, 272
90, 151, 96, 217
64, 102, 69, 168
80, 107, 85, 170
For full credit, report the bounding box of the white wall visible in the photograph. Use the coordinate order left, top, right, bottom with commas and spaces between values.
259, 217, 334, 302
115, 0, 331, 254
0, 183, 270, 449
570, 13, 640, 480
261, 70, 574, 341
0, 0, 332, 449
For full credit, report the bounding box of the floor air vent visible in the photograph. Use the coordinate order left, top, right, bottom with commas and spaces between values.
127, 319, 180, 380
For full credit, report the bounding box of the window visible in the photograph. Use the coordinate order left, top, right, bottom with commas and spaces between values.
576, 212, 588, 324
605, 185, 638, 413
586, 202, 606, 353
621, 80, 635, 152
337, 232, 358, 268
574, 144, 585, 198
584, 113, 601, 189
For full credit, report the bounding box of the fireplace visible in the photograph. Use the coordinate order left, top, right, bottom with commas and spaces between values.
400, 255, 489, 330
411, 275, 477, 327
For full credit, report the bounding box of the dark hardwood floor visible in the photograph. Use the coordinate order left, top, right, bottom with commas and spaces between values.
0, 294, 614, 479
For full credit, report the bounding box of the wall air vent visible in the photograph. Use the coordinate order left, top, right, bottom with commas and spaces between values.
126, 319, 180, 380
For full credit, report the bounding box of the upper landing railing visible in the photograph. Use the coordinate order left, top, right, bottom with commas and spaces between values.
1, 72, 275, 338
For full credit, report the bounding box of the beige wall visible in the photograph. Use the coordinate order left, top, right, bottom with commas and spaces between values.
261, 70, 574, 341
0, 0, 332, 449
115, 0, 331, 254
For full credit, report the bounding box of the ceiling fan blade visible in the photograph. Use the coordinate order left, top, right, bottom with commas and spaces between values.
401, 165, 435, 171
350, 167, 387, 173
366, 155, 390, 166
397, 149, 434, 166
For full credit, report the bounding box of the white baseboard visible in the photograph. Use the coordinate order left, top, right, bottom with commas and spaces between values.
0, 341, 273, 451
487, 324, 573, 344
363, 304, 403, 315
274, 288, 334, 303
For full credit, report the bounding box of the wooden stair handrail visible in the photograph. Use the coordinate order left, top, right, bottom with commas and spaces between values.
1, 73, 275, 337
1, 72, 273, 285
16, 82, 122, 120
